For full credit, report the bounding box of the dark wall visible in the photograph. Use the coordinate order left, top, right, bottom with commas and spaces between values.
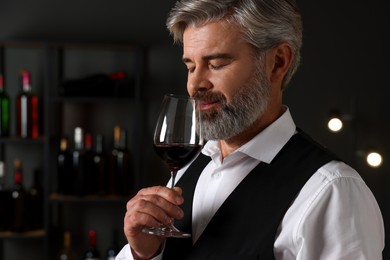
288, 4, 390, 259
1, 0, 389, 258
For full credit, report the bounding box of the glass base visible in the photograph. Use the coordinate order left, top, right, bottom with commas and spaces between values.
142, 223, 191, 238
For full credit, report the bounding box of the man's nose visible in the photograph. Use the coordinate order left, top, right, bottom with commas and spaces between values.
187, 68, 212, 96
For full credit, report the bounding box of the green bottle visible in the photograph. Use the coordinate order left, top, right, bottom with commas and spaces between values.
0, 47, 10, 137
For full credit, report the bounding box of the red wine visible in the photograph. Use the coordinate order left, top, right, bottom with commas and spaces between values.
154, 144, 202, 171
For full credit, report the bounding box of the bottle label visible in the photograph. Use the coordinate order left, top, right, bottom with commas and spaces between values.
20, 96, 28, 138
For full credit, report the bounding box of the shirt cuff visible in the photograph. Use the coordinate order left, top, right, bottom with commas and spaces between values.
115, 243, 164, 260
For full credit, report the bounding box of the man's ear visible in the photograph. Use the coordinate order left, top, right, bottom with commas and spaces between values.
267, 42, 293, 85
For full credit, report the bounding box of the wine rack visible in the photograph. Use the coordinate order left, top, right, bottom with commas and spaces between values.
0, 41, 146, 260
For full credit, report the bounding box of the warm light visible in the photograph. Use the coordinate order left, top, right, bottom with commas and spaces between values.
328, 117, 343, 132
366, 152, 383, 168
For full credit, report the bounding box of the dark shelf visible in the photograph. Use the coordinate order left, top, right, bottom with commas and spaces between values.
48, 96, 135, 104
0, 137, 45, 145
49, 193, 130, 204
0, 230, 45, 240
0, 41, 144, 260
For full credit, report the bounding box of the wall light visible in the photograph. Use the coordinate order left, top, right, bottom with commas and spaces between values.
328, 117, 343, 132
327, 110, 353, 133
326, 108, 384, 169
357, 149, 384, 168
366, 151, 383, 168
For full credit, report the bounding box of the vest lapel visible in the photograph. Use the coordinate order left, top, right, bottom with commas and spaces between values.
162, 154, 211, 259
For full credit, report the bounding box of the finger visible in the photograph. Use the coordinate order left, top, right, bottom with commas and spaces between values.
126, 193, 183, 222
137, 186, 184, 205
173, 186, 182, 196
124, 208, 169, 236
134, 196, 183, 222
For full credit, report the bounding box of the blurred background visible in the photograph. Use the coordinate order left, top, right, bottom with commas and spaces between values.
0, 0, 389, 259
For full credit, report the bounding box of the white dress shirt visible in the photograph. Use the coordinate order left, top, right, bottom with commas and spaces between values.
116, 107, 384, 260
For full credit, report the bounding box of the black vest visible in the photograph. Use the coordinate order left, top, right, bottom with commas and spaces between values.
163, 131, 336, 260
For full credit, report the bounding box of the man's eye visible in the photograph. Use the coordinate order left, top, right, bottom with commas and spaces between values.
186, 66, 195, 73
209, 63, 226, 70
209, 64, 221, 70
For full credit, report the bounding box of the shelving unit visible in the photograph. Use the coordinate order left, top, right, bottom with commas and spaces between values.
0, 41, 146, 259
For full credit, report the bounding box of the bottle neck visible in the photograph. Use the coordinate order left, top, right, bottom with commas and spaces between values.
14, 171, 23, 185
113, 126, 121, 149
95, 134, 103, 154
21, 70, 32, 93
0, 162, 5, 187
85, 133, 93, 151
88, 230, 97, 248
74, 127, 84, 151
0, 47, 4, 92
60, 137, 68, 152
0, 74, 4, 92
64, 232, 72, 248
14, 159, 23, 185
119, 129, 127, 150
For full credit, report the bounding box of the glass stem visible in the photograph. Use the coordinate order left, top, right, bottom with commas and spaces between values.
170, 170, 177, 189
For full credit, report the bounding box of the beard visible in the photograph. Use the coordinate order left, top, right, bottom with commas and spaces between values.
194, 61, 271, 141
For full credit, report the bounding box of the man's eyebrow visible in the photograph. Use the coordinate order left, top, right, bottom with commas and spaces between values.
182, 53, 233, 63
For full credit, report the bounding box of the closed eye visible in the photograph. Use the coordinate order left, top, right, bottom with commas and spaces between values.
186, 65, 195, 73
209, 62, 228, 70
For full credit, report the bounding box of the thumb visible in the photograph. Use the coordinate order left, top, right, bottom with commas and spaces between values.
173, 186, 183, 196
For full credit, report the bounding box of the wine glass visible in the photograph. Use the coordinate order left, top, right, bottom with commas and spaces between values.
142, 94, 203, 238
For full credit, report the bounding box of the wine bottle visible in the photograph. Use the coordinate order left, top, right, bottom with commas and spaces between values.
0, 48, 10, 137
107, 126, 120, 195
106, 229, 119, 260
16, 69, 39, 139
10, 159, 27, 232
0, 161, 12, 231
57, 137, 73, 195
84, 132, 94, 195
84, 230, 100, 260
118, 128, 132, 196
58, 231, 75, 260
109, 126, 131, 196
106, 247, 117, 260
93, 134, 106, 196
27, 169, 43, 230
73, 127, 85, 196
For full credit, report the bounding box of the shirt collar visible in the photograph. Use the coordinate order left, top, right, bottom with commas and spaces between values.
202, 106, 296, 164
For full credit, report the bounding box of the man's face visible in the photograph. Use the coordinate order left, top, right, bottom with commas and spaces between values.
183, 21, 271, 140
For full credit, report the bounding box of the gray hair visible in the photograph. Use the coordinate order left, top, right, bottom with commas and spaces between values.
166, 0, 303, 90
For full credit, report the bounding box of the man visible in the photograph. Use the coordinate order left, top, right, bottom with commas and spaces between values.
116, 0, 384, 259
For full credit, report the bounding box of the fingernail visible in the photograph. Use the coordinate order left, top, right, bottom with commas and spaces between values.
176, 196, 184, 204
165, 217, 172, 224
177, 208, 184, 219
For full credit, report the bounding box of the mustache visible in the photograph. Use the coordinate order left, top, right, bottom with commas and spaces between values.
193, 91, 226, 104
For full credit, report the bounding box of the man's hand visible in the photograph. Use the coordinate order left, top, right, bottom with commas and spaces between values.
123, 186, 184, 259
